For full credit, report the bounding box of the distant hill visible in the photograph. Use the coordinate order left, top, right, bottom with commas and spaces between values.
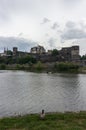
0, 37, 37, 52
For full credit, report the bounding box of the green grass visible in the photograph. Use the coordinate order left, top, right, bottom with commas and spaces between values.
0, 112, 86, 130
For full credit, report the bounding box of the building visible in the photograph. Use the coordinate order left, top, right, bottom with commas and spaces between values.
12, 47, 29, 57
0, 47, 29, 58
30, 45, 80, 62
13, 47, 18, 56
59, 46, 80, 62
30, 45, 46, 54
71, 46, 80, 61
0, 45, 80, 63
47, 50, 52, 54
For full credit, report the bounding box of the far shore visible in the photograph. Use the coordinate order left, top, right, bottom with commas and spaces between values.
0, 63, 86, 74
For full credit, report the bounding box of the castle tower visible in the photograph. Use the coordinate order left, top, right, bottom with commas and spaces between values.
71, 46, 80, 61
13, 47, 18, 56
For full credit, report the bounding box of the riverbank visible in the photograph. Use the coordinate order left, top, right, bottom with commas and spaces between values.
0, 62, 85, 74
0, 112, 86, 130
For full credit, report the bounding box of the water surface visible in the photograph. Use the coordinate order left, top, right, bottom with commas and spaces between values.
0, 70, 86, 117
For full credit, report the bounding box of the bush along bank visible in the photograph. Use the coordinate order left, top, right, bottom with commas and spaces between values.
53, 62, 80, 73
0, 62, 80, 73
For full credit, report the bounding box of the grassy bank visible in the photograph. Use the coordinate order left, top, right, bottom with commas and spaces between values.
0, 62, 81, 73
0, 112, 86, 130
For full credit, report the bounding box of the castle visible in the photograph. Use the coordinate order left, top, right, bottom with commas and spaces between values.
30, 45, 80, 62
0, 45, 80, 63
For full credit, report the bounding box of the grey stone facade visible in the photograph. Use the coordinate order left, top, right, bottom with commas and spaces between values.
30, 45, 46, 54
0, 45, 80, 63
59, 46, 80, 62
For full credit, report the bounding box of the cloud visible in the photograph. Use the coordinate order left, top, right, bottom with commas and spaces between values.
61, 0, 81, 3
57, 30, 63, 34
61, 29, 86, 40
0, 11, 9, 23
66, 21, 76, 28
60, 0, 82, 7
41, 17, 50, 24
79, 21, 86, 29
0, 0, 35, 23
48, 38, 57, 48
45, 33, 49, 37
0, 37, 37, 52
18, 33, 24, 37
51, 22, 59, 30
61, 21, 86, 41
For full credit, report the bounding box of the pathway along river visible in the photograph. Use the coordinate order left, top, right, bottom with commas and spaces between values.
0, 70, 86, 117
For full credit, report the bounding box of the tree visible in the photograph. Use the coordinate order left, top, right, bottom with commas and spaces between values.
55, 62, 79, 72
0, 64, 6, 70
17, 55, 37, 64
52, 49, 59, 56
81, 55, 86, 60
35, 61, 43, 71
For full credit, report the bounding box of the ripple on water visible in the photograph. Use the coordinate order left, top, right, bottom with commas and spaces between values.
0, 71, 86, 117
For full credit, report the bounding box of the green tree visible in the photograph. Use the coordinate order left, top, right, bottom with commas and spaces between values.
7, 50, 12, 56
17, 55, 37, 64
81, 55, 86, 60
52, 49, 59, 56
55, 62, 79, 72
35, 61, 43, 71
0, 64, 6, 70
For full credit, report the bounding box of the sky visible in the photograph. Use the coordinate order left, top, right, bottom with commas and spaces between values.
0, 0, 86, 55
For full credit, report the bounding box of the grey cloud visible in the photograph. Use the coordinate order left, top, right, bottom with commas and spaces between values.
61, 21, 86, 41
57, 30, 63, 34
41, 17, 50, 24
61, 28, 86, 40
0, 37, 37, 52
66, 21, 76, 28
51, 22, 59, 30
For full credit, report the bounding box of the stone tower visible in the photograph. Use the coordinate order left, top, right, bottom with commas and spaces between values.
71, 46, 80, 61
13, 47, 18, 56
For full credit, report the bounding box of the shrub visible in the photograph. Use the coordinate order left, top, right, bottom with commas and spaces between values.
35, 61, 43, 71
0, 64, 6, 70
54, 62, 79, 72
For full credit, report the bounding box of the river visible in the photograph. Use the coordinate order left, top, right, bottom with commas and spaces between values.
0, 70, 86, 117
